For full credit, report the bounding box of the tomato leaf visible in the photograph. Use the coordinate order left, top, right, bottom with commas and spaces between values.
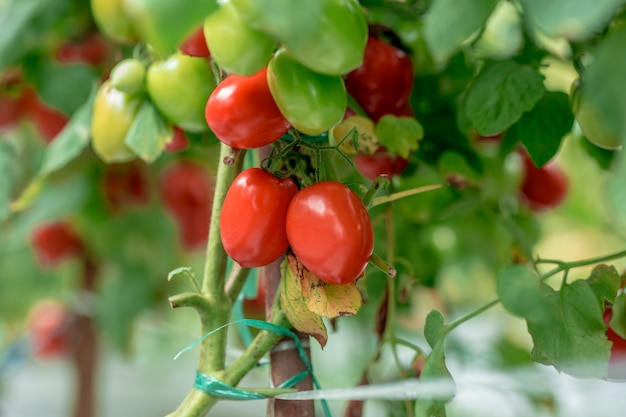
519, 0, 624, 40
125, 101, 173, 163
606, 147, 626, 230
300, 270, 362, 318
0, 136, 22, 221
610, 292, 626, 339
576, 135, 618, 171
510, 91, 574, 167
497, 265, 616, 377
587, 264, 621, 306
279, 256, 328, 348
423, 0, 498, 67
415, 309, 453, 417
375, 115, 423, 159
465, 60, 546, 136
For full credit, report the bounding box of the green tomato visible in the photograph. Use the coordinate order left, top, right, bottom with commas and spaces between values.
123, 0, 218, 56
90, 0, 137, 43
146, 52, 216, 132
203, 1, 275, 76
575, 93, 622, 150
285, 0, 367, 75
267, 48, 347, 136
110, 58, 146, 95
91, 81, 141, 163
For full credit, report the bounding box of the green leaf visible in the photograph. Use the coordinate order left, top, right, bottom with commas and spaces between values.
167, 266, 194, 281
587, 264, 621, 306
577, 135, 618, 171
24, 60, 98, 116
606, 147, 626, 229
497, 265, 615, 377
125, 101, 173, 163
511, 91, 574, 167
423, 0, 498, 67
0, 136, 22, 221
465, 60, 546, 136
415, 309, 453, 417
375, 115, 423, 159
520, 0, 624, 40
0, 0, 66, 72
279, 256, 328, 348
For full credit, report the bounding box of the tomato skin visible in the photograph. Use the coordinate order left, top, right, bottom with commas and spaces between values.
355, 147, 409, 181
220, 168, 298, 267
159, 161, 214, 250
575, 93, 622, 150
55, 34, 109, 66
102, 161, 151, 212
91, 81, 141, 162
109, 58, 146, 96
180, 26, 211, 58
147, 52, 216, 133
286, 181, 373, 285
203, 1, 275, 76
90, 0, 137, 44
31, 222, 84, 267
345, 35, 414, 122
519, 151, 568, 212
268, 48, 347, 136
206, 68, 290, 149
27, 299, 71, 359
165, 127, 190, 153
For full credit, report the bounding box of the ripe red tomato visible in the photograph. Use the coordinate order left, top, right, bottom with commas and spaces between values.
159, 161, 215, 250
55, 34, 109, 66
354, 147, 409, 180
27, 299, 71, 359
286, 181, 373, 285
345, 35, 414, 122
165, 127, 190, 153
205, 68, 290, 149
180, 26, 211, 58
102, 161, 151, 211
220, 168, 298, 267
31, 222, 84, 267
20, 88, 68, 143
519, 151, 568, 211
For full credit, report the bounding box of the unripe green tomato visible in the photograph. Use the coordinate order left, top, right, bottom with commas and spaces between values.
147, 52, 216, 132
575, 94, 622, 150
267, 48, 347, 136
90, 0, 137, 43
282, 0, 367, 75
91, 81, 141, 163
203, 1, 275, 76
110, 58, 146, 95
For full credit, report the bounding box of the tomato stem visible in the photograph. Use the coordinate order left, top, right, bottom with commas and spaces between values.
369, 253, 397, 278
370, 183, 446, 207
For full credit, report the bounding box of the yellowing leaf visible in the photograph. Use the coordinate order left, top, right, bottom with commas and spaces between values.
301, 268, 362, 318
280, 256, 328, 348
331, 115, 380, 155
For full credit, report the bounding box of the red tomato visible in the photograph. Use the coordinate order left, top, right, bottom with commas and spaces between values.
180, 26, 211, 58
604, 307, 626, 377
31, 222, 84, 267
354, 147, 408, 180
20, 88, 68, 143
55, 34, 109, 66
345, 35, 414, 122
159, 161, 215, 250
243, 269, 267, 319
519, 151, 568, 211
102, 161, 151, 211
165, 127, 190, 153
220, 168, 298, 267
28, 299, 71, 359
205, 68, 290, 149
286, 181, 373, 285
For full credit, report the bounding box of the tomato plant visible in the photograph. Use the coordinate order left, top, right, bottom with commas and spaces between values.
102, 161, 151, 212
109, 58, 146, 96
179, 26, 210, 58
285, 181, 373, 285
55, 33, 109, 66
354, 146, 409, 180
519, 150, 569, 211
27, 299, 71, 359
164, 126, 190, 153
345, 34, 414, 122
220, 168, 298, 267
205, 68, 290, 149
90, 0, 137, 43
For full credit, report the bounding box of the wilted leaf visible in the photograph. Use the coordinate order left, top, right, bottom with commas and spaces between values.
300, 268, 362, 318
280, 256, 328, 348
375, 115, 423, 159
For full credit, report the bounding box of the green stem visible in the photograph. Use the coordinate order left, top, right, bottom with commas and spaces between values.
370, 183, 446, 207
226, 266, 251, 303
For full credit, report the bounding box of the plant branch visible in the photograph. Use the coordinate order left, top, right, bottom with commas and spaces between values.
370, 183, 446, 207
